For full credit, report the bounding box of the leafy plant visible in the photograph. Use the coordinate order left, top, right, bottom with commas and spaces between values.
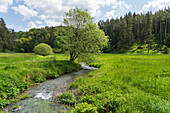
72, 103, 97, 113
71, 54, 170, 112
57, 92, 76, 105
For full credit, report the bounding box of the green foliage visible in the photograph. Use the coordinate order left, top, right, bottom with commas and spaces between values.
12, 103, 21, 110
52, 48, 62, 53
57, 92, 76, 105
72, 103, 98, 113
54, 36, 68, 53
88, 63, 101, 68
45, 69, 59, 79
160, 45, 169, 54
16, 94, 31, 100
33, 43, 53, 56
128, 44, 169, 54
63, 7, 108, 61
0, 18, 16, 52
15, 26, 71, 52
72, 54, 170, 112
32, 74, 46, 83
69, 82, 78, 89
0, 53, 82, 108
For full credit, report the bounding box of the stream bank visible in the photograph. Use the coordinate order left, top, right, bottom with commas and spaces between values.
2, 63, 96, 113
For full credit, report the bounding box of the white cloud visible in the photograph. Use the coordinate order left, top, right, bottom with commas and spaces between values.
105, 10, 117, 19
0, 0, 13, 13
26, 21, 43, 31
28, 21, 37, 28
104, 0, 131, 19
112, 1, 131, 10
139, 0, 170, 14
12, 5, 38, 18
118, 1, 131, 10
10, 0, 132, 30
20, 0, 122, 26
35, 20, 43, 24
97, 0, 117, 6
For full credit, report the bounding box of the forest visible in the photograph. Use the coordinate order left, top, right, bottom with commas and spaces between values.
0, 8, 170, 54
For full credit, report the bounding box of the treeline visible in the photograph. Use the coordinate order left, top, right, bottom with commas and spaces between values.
0, 17, 71, 53
15, 26, 70, 52
98, 8, 170, 53
0, 8, 170, 53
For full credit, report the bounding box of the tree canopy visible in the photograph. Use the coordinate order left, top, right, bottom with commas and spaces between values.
63, 7, 108, 61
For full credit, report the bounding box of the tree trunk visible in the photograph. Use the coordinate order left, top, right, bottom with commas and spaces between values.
160, 20, 162, 47
70, 52, 74, 61
155, 18, 157, 35
165, 16, 167, 43
2, 44, 5, 52
148, 48, 149, 53
147, 43, 150, 53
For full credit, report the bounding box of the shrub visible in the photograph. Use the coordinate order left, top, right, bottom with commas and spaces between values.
33, 43, 53, 56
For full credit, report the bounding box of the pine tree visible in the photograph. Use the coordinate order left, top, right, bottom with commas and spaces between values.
118, 17, 128, 51
0, 18, 10, 52
144, 12, 154, 53
126, 12, 134, 46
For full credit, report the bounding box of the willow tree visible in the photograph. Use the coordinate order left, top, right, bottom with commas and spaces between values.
63, 7, 108, 61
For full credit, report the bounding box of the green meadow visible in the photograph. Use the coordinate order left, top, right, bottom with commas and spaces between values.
0, 53, 170, 112
71, 54, 170, 112
0, 53, 82, 108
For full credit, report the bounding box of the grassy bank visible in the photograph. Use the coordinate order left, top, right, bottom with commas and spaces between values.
69, 54, 170, 112
0, 53, 82, 108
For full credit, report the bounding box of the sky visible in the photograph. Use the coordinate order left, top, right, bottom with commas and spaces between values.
0, 0, 170, 32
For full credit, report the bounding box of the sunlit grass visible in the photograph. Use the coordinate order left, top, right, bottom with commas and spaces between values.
72, 53, 170, 112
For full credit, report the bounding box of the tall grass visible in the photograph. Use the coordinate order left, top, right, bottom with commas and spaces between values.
71, 54, 170, 112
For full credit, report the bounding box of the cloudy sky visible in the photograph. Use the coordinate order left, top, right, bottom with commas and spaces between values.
0, 0, 170, 31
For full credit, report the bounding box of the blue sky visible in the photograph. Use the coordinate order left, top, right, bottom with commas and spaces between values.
0, 0, 170, 32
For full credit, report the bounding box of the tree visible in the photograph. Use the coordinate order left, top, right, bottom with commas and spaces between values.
63, 7, 108, 61
118, 17, 128, 51
0, 18, 15, 52
0, 18, 8, 52
144, 12, 153, 53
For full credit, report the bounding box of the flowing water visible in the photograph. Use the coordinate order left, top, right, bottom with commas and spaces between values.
3, 63, 96, 113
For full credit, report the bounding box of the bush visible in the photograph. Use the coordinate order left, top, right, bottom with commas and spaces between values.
33, 43, 53, 56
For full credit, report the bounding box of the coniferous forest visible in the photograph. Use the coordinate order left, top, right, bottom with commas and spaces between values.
0, 8, 170, 54
98, 8, 170, 53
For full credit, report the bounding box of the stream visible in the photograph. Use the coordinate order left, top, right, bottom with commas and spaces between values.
3, 62, 97, 113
